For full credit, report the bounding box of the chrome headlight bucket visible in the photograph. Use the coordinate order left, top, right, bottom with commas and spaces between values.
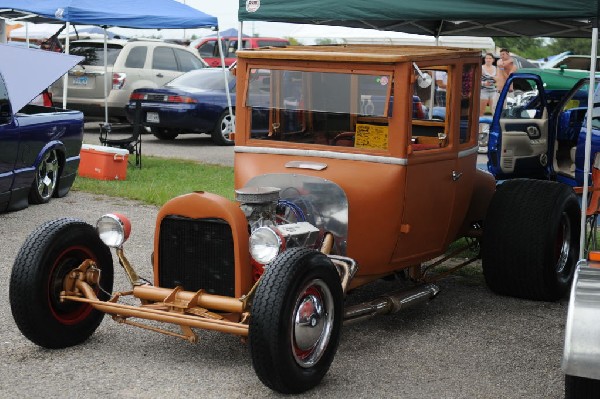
250, 227, 283, 265
96, 213, 131, 248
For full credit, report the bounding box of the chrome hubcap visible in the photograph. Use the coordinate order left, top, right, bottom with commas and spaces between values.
220, 114, 235, 140
292, 279, 334, 368
37, 150, 59, 200
556, 212, 571, 276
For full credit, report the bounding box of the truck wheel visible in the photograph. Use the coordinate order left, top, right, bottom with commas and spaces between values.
29, 148, 59, 204
9, 218, 114, 349
482, 179, 579, 301
151, 127, 179, 140
249, 247, 343, 394
565, 374, 600, 398
212, 110, 234, 146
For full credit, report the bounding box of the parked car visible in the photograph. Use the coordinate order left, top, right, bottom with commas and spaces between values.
543, 54, 600, 72
0, 44, 84, 212
125, 68, 269, 145
51, 39, 208, 121
191, 35, 290, 67
10, 45, 579, 394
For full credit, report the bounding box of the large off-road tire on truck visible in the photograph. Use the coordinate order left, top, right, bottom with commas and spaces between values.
249, 247, 343, 394
9, 218, 114, 349
565, 374, 600, 398
481, 179, 579, 301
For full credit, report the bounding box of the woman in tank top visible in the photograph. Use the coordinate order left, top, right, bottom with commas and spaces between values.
480, 53, 497, 116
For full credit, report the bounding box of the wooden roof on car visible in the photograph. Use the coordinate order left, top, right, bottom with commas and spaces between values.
236, 44, 481, 63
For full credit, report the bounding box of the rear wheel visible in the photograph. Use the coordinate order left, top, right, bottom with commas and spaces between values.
482, 179, 579, 301
29, 148, 59, 204
212, 110, 235, 146
151, 127, 179, 140
9, 218, 114, 348
249, 248, 343, 394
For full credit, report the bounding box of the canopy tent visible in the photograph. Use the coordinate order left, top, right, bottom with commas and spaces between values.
238, 0, 596, 37
238, 0, 599, 257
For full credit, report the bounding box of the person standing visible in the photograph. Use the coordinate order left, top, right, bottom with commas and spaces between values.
496, 48, 517, 92
480, 53, 497, 115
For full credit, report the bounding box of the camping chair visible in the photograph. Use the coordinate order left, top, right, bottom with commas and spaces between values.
574, 152, 600, 253
99, 100, 142, 168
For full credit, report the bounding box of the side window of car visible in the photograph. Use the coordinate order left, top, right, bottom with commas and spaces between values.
174, 49, 204, 72
125, 46, 148, 69
0, 73, 12, 124
198, 40, 216, 58
152, 47, 178, 71
499, 78, 543, 119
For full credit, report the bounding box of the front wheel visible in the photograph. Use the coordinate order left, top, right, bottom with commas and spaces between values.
212, 110, 235, 146
249, 248, 343, 394
9, 218, 114, 348
29, 148, 60, 204
482, 179, 579, 301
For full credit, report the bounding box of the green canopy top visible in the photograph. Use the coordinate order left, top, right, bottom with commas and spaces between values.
239, 0, 598, 38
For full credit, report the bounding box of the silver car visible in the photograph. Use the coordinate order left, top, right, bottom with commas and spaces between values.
51, 39, 207, 121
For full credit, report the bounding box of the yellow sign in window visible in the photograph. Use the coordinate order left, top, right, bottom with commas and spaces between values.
355, 123, 388, 150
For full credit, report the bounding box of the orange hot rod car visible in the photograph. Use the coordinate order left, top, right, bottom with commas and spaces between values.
9, 45, 581, 394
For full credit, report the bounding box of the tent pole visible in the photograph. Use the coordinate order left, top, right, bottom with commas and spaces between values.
427, 36, 440, 119
103, 26, 108, 126
62, 22, 70, 109
238, 21, 243, 51
579, 23, 598, 259
25, 23, 29, 46
217, 29, 235, 134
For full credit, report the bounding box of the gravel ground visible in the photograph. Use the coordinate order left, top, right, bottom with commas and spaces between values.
0, 131, 567, 398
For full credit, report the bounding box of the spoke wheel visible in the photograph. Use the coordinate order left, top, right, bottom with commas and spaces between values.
29, 149, 59, 204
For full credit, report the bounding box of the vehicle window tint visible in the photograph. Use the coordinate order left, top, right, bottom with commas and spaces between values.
247, 68, 392, 150
0, 73, 11, 123
499, 78, 543, 119
198, 40, 217, 58
410, 65, 448, 151
70, 44, 122, 66
174, 49, 204, 72
152, 47, 178, 71
459, 64, 476, 144
124, 46, 147, 68
257, 40, 289, 48
168, 70, 234, 90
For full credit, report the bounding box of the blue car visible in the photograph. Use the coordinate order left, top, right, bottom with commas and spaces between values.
126, 69, 269, 146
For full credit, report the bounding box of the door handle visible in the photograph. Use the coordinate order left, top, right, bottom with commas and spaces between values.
452, 171, 463, 181
156, 73, 164, 78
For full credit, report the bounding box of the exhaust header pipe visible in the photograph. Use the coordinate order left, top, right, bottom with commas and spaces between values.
343, 283, 439, 325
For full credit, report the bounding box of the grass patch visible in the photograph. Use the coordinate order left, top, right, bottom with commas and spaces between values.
73, 156, 234, 206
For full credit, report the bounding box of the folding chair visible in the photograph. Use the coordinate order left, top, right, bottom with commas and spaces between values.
574, 152, 600, 253
99, 100, 142, 168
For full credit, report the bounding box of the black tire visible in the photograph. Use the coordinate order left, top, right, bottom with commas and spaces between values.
565, 374, 600, 398
211, 110, 235, 146
249, 248, 343, 394
151, 127, 179, 140
9, 218, 114, 348
29, 148, 60, 204
481, 179, 579, 301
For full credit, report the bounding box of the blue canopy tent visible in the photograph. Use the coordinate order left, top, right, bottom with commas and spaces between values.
0, 1, 233, 130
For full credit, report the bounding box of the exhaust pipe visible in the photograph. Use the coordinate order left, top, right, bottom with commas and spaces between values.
343, 283, 439, 325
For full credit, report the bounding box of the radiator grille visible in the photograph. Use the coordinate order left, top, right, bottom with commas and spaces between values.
158, 216, 235, 297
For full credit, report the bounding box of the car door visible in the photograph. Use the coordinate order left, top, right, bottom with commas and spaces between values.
487, 74, 550, 180
0, 74, 19, 208
149, 46, 184, 86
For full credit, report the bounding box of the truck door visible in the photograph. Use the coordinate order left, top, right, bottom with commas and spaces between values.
487, 74, 550, 180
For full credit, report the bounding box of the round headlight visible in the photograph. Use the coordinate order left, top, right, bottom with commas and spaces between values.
250, 227, 282, 265
96, 213, 131, 248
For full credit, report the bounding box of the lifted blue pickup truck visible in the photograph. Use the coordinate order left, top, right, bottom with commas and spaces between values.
484, 68, 598, 187
0, 44, 84, 212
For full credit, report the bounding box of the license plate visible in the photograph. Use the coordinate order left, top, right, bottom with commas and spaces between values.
146, 112, 160, 123
72, 76, 88, 86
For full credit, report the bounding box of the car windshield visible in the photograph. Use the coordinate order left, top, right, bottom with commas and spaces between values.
166, 70, 234, 90
70, 43, 122, 66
